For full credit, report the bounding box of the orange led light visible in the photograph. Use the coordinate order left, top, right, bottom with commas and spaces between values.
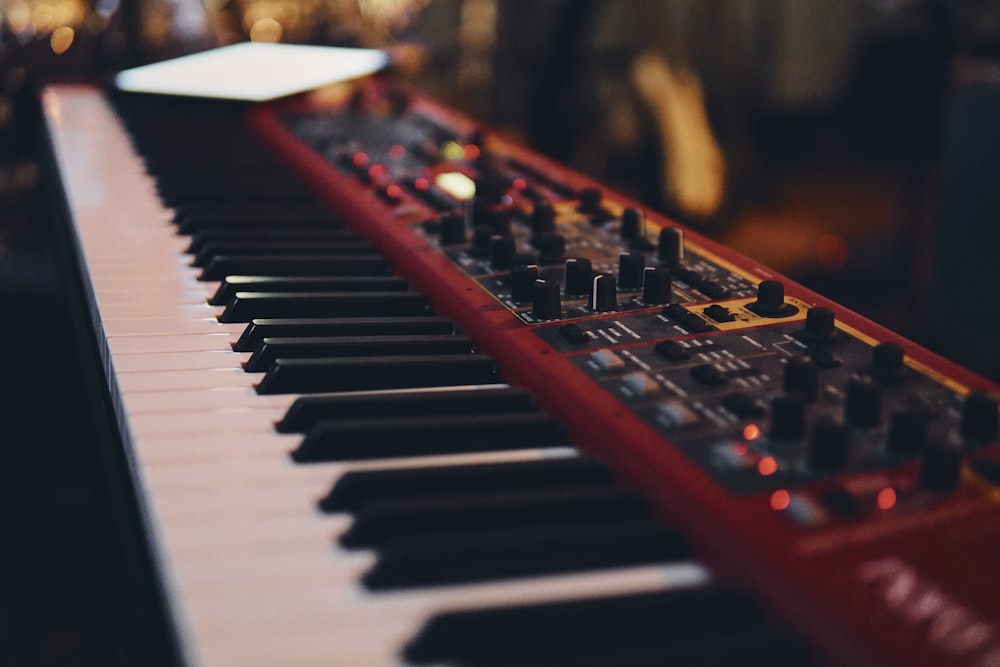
770, 489, 791, 511
757, 456, 778, 476
876, 487, 897, 510
742, 424, 762, 441
464, 144, 481, 160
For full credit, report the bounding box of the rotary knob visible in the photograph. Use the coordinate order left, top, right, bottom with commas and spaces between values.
618, 253, 646, 290
658, 227, 685, 266
871, 342, 905, 383
642, 266, 671, 305
537, 232, 567, 265
802, 307, 836, 345
747, 280, 797, 318
564, 257, 593, 296
591, 273, 618, 312
510, 264, 539, 303
532, 279, 562, 320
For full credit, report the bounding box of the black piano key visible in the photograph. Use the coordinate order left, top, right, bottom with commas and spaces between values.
339, 486, 653, 550
292, 411, 567, 462
244, 334, 476, 372
361, 518, 689, 590
233, 316, 455, 352
175, 205, 342, 234
217, 291, 431, 323
209, 275, 410, 306
187, 227, 361, 254
320, 456, 617, 513
191, 240, 374, 267
256, 353, 500, 394
403, 586, 809, 667
199, 254, 391, 281
278, 385, 536, 433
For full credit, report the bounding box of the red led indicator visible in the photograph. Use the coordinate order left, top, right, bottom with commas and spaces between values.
368, 164, 387, 180
876, 487, 897, 510
770, 489, 791, 511
389, 144, 406, 158
384, 184, 403, 200
512, 177, 527, 191
413, 177, 430, 191
352, 152, 370, 168
464, 144, 481, 160
757, 456, 778, 476
732, 442, 749, 457
742, 424, 762, 441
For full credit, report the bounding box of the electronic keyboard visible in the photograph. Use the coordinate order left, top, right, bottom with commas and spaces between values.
42, 75, 1000, 667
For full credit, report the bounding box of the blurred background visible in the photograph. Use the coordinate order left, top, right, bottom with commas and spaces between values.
2, 0, 1000, 664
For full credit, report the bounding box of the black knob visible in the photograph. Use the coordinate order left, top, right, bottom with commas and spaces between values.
771, 395, 806, 440
564, 257, 593, 296
887, 409, 927, 457
747, 280, 796, 318
642, 266, 671, 305
529, 201, 556, 236
658, 227, 685, 265
871, 342, 905, 383
532, 279, 562, 320
489, 235, 516, 270
783, 357, 818, 403
920, 443, 962, 492
844, 377, 881, 428
621, 207, 644, 241
591, 273, 618, 312
802, 307, 836, 344
960, 391, 999, 442
438, 213, 467, 245
618, 253, 646, 290
809, 417, 851, 469
578, 187, 602, 213
537, 232, 567, 265
510, 264, 539, 303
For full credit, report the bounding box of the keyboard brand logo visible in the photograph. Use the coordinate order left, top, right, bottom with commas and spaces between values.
858, 557, 1000, 667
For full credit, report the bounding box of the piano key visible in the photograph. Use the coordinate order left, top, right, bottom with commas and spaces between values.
217, 291, 431, 322
339, 486, 655, 550
277, 384, 536, 433
233, 315, 456, 352
402, 584, 809, 667
362, 518, 690, 590
175, 207, 343, 234
255, 353, 500, 394
191, 240, 374, 267
199, 254, 391, 280
319, 454, 614, 513
186, 227, 362, 254
208, 275, 410, 306
243, 334, 475, 372
292, 412, 568, 462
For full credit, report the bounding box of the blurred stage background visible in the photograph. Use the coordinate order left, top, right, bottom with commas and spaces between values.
2, 1, 1000, 664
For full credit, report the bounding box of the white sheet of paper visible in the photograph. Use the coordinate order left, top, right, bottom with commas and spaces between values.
115, 42, 390, 101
